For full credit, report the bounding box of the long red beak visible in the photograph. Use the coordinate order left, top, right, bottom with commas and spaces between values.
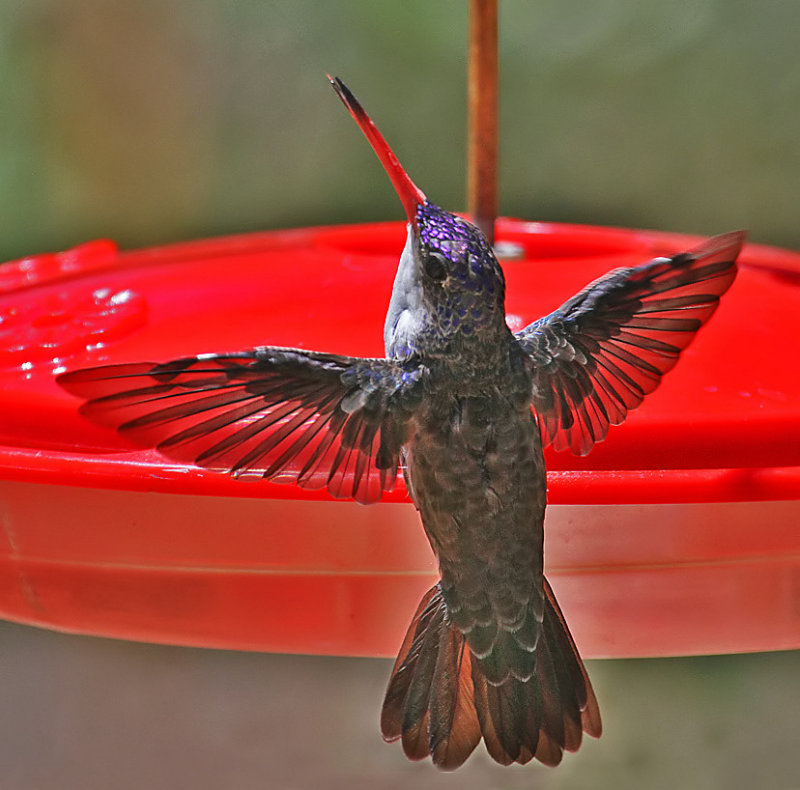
329, 76, 426, 224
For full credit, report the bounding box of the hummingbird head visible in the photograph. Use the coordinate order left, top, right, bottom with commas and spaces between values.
329, 76, 507, 359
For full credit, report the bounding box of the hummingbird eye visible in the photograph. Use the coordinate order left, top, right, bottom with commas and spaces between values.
423, 252, 448, 283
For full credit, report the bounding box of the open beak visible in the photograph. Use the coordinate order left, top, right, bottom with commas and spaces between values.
329, 76, 427, 225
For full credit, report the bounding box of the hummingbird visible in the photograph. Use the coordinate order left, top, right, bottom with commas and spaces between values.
57, 77, 743, 769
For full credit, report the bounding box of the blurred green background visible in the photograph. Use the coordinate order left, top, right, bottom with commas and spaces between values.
1, 1, 798, 788
2, 0, 799, 263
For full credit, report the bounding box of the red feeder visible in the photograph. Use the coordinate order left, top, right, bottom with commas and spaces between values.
0, 220, 798, 658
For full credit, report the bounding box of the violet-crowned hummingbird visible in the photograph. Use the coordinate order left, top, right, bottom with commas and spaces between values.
58, 76, 743, 769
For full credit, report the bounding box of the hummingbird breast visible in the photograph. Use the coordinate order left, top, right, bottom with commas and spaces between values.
402, 355, 547, 675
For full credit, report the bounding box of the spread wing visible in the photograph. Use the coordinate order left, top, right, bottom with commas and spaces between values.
514, 231, 744, 455
58, 348, 426, 504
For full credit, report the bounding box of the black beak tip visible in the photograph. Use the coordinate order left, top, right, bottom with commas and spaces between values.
327, 75, 361, 115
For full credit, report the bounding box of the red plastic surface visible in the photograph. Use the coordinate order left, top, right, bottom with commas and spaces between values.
0, 220, 798, 657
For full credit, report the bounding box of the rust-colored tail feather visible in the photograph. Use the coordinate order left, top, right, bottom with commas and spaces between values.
381, 581, 601, 769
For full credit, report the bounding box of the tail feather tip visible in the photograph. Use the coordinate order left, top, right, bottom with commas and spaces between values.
382, 582, 601, 769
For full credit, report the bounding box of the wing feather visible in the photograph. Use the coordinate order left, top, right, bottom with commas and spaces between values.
58, 347, 426, 504
515, 231, 744, 455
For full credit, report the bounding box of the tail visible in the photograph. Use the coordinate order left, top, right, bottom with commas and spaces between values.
381, 579, 601, 769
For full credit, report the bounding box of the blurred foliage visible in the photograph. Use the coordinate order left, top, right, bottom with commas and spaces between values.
1, 0, 799, 261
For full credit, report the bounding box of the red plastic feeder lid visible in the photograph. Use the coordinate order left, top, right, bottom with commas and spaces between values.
0, 220, 798, 659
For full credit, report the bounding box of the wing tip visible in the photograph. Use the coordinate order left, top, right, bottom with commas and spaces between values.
56, 363, 159, 398
691, 229, 747, 262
